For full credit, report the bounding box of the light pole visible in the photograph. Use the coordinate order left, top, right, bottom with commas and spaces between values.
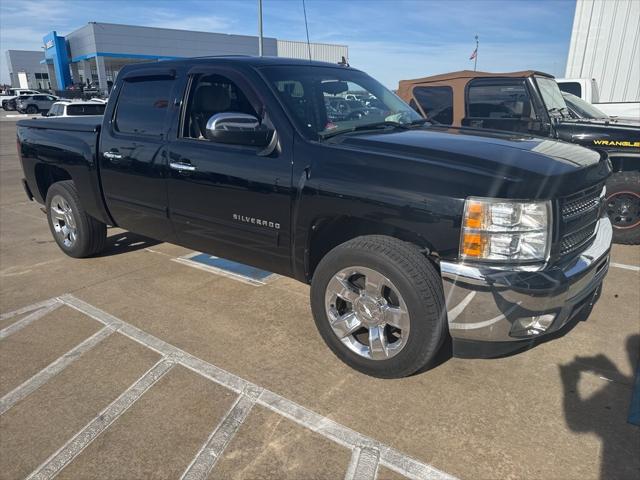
258, 0, 263, 57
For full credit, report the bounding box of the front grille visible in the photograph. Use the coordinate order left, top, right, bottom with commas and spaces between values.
558, 184, 603, 256
561, 193, 601, 220
560, 222, 598, 255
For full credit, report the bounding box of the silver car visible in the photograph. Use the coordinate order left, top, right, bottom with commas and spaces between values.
16, 94, 59, 114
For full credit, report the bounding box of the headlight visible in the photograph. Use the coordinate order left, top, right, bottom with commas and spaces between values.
460, 197, 552, 263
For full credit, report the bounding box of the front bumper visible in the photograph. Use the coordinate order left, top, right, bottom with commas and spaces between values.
440, 216, 612, 358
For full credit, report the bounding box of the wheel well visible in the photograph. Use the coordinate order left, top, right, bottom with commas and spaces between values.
609, 156, 640, 173
307, 216, 437, 280
35, 164, 71, 201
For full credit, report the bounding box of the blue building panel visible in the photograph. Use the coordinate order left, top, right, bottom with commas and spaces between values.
43, 31, 72, 90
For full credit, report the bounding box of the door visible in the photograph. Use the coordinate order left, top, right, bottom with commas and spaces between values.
99, 69, 178, 242
166, 68, 293, 274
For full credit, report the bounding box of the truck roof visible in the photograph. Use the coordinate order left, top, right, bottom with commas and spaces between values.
398, 69, 554, 87
120, 55, 354, 73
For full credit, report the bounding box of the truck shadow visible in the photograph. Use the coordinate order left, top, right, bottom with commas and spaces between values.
559, 334, 640, 480
96, 231, 160, 257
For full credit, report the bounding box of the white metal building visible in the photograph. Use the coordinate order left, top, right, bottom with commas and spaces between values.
4, 50, 51, 89
565, 0, 640, 102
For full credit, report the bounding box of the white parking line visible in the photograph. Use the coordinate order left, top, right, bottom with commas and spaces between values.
27, 359, 174, 480
60, 295, 455, 480
0, 327, 114, 415
610, 262, 640, 272
181, 386, 260, 480
0, 298, 59, 322
172, 255, 275, 286
2, 295, 456, 480
345, 446, 380, 480
0, 301, 62, 340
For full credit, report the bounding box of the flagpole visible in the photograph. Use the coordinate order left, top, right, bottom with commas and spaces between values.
258, 0, 264, 57
474, 34, 478, 71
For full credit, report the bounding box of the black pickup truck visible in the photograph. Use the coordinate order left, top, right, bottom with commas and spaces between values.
17, 57, 612, 378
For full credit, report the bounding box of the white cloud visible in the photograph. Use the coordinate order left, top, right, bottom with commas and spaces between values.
145, 11, 231, 33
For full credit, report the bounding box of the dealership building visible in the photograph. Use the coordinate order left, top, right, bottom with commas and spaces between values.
5, 22, 348, 93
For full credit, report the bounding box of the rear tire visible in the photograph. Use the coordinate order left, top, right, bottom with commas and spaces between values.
311, 235, 447, 378
46, 181, 107, 258
606, 171, 640, 245
25, 105, 38, 114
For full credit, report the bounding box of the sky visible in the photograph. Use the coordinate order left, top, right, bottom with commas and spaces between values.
0, 0, 577, 88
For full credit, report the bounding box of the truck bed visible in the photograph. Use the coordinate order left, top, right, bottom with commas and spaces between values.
16, 115, 111, 226
16, 116, 102, 132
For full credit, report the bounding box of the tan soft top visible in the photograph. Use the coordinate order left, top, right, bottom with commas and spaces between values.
398, 69, 554, 88
397, 70, 554, 127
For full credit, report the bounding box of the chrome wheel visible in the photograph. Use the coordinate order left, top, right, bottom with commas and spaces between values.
50, 194, 77, 248
325, 266, 410, 360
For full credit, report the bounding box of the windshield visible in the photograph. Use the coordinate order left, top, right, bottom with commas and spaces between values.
561, 92, 608, 119
535, 76, 568, 115
261, 66, 422, 139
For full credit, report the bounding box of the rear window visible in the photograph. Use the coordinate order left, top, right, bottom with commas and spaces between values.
67, 104, 106, 116
412, 86, 453, 125
558, 81, 582, 98
114, 78, 174, 135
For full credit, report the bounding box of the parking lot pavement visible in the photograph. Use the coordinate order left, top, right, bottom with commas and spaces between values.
0, 110, 31, 123
1, 119, 639, 479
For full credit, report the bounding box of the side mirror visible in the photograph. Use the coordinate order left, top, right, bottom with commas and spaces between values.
205, 112, 273, 147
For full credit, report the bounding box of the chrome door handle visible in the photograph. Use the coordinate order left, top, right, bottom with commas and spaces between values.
169, 161, 196, 172
103, 151, 123, 161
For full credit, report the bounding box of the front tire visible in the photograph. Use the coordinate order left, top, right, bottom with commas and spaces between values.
46, 181, 107, 258
25, 105, 38, 114
606, 171, 640, 245
311, 235, 447, 378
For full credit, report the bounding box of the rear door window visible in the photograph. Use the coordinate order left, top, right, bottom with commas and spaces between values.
114, 77, 174, 136
467, 80, 535, 120
558, 81, 582, 98
412, 86, 453, 125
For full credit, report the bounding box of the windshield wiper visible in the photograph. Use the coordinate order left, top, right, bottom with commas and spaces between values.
548, 107, 569, 119
319, 121, 410, 140
408, 118, 431, 126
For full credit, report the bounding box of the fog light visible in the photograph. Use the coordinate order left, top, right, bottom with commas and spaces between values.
511, 313, 556, 337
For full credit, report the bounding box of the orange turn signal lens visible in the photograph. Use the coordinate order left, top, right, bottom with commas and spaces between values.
464, 201, 485, 229
462, 232, 486, 257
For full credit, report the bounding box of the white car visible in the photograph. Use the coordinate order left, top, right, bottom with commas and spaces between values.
45, 101, 106, 117
1, 89, 42, 110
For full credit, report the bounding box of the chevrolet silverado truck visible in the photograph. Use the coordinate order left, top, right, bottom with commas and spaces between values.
398, 70, 640, 244
17, 58, 612, 378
